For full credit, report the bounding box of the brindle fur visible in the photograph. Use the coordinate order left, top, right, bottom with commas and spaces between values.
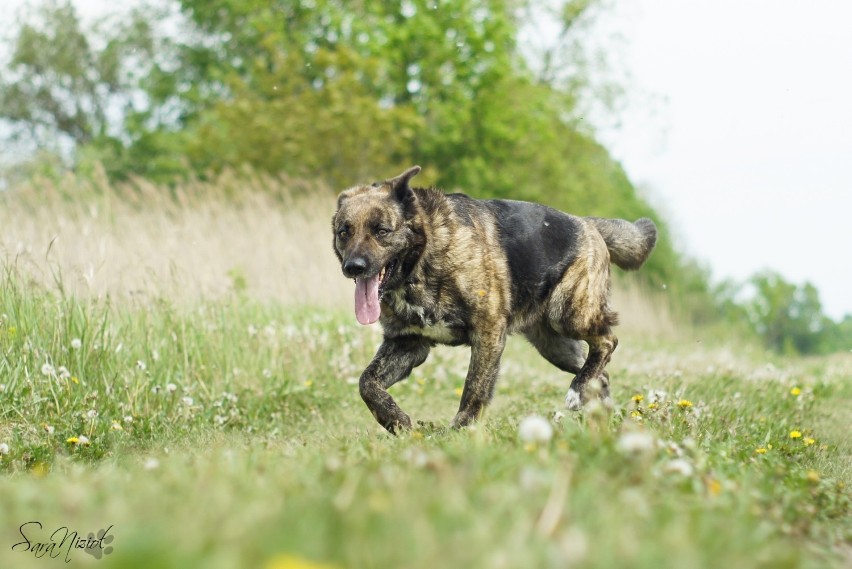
332, 166, 657, 433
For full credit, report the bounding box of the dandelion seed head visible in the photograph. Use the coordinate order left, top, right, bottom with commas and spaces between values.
166, 383, 177, 393
663, 458, 694, 477
70, 338, 82, 350
41, 363, 55, 376
518, 415, 553, 444
0, 442, 9, 455
616, 431, 657, 455
143, 457, 160, 470
181, 396, 194, 406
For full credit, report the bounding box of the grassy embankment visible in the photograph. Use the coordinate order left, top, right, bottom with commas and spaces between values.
0, 171, 849, 568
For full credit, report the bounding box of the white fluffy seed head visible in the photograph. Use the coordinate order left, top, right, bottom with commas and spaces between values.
518, 415, 554, 444
616, 431, 657, 455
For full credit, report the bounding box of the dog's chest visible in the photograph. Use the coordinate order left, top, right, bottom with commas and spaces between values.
384, 287, 466, 344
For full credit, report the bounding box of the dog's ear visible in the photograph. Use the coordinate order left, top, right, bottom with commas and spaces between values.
388, 165, 421, 204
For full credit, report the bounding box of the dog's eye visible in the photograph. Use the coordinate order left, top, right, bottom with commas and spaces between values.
375, 228, 391, 238
337, 229, 349, 239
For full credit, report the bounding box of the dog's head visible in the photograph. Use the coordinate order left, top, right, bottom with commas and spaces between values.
332, 166, 422, 325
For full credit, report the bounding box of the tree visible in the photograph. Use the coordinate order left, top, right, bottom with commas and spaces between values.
744, 271, 831, 355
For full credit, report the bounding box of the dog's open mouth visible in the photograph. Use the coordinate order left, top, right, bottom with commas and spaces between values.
353, 259, 397, 325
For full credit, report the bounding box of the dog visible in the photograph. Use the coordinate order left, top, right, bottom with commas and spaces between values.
332, 166, 657, 433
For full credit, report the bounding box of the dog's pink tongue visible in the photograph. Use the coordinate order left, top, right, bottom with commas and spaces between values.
354, 275, 381, 325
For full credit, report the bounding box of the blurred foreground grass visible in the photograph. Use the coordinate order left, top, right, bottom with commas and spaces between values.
0, 272, 850, 569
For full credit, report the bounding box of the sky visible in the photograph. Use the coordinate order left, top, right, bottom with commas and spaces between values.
4, 0, 852, 318
593, 1, 852, 319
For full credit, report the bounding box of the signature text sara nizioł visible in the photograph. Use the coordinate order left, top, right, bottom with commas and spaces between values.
12, 521, 113, 563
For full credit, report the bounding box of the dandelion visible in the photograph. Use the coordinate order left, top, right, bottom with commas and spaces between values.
166, 383, 177, 394
0, 384, 5, 393
43, 424, 55, 435
304, 380, 313, 388
262, 368, 272, 379
0, 442, 9, 455
663, 458, 694, 477
806, 470, 820, 483
647, 402, 659, 410
790, 387, 801, 396
454, 387, 463, 397
677, 399, 693, 409
789, 430, 802, 439
78, 435, 90, 445
518, 415, 554, 444
755, 447, 767, 454
66, 437, 79, 444
70, 338, 82, 350
70, 376, 79, 384
143, 457, 160, 470
111, 421, 123, 431
804, 437, 816, 446
707, 478, 722, 496
647, 389, 667, 404
630, 410, 643, 421
85, 409, 98, 420
123, 415, 134, 424
616, 431, 656, 455
247, 325, 258, 337
631, 394, 644, 403
136, 360, 147, 371
41, 363, 55, 376
181, 396, 194, 407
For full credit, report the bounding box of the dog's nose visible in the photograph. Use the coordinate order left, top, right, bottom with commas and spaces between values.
343, 257, 368, 277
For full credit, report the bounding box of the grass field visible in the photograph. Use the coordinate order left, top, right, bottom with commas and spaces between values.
1, 172, 850, 568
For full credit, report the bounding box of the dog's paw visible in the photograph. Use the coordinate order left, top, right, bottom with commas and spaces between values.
564, 388, 583, 411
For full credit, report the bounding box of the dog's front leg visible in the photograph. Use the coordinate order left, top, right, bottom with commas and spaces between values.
451, 328, 507, 429
359, 336, 431, 434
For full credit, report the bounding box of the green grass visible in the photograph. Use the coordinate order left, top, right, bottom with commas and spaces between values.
1, 272, 850, 569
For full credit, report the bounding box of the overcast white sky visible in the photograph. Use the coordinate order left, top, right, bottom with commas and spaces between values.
595, 0, 852, 319
5, 0, 852, 318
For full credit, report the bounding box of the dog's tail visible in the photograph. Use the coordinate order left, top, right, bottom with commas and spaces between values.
587, 217, 658, 270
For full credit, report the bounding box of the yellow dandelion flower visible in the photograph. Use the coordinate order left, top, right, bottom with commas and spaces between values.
767, 443, 773, 450
264, 554, 340, 569
70, 376, 79, 384
66, 437, 79, 444
707, 478, 722, 496
7, 326, 16, 338
631, 394, 644, 403
755, 448, 767, 454
648, 402, 659, 410
789, 430, 802, 439
454, 387, 463, 397
630, 410, 643, 420
806, 470, 820, 483
111, 421, 123, 431
790, 387, 801, 396
677, 399, 693, 409
303, 380, 313, 388
803, 437, 815, 446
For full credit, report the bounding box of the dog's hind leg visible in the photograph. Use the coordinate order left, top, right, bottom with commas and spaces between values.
523, 325, 611, 392
359, 336, 431, 434
564, 332, 617, 410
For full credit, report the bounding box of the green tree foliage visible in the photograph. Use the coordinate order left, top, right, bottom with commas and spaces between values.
0, 0, 165, 176
738, 270, 849, 355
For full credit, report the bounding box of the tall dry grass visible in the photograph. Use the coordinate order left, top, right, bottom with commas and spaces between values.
0, 166, 675, 334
